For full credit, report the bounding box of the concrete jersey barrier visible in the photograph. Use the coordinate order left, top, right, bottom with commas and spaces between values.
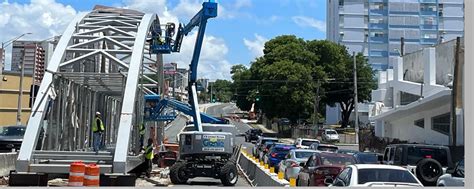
237, 150, 289, 187
0, 152, 18, 176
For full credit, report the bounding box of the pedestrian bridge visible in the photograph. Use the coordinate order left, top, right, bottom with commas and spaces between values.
14, 5, 172, 180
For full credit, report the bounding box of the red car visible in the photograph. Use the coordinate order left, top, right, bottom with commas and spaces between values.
297, 152, 357, 186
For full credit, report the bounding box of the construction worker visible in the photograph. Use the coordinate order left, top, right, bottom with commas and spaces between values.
92, 112, 105, 154
139, 123, 145, 150
144, 138, 154, 178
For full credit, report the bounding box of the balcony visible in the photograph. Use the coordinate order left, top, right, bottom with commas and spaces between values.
370, 50, 389, 57
420, 38, 438, 44
369, 23, 388, 29
369, 9, 387, 16
369, 36, 388, 43
420, 10, 437, 16
420, 0, 437, 3
421, 24, 438, 30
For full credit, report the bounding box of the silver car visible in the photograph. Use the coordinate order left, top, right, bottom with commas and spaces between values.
278, 149, 317, 180
437, 159, 464, 186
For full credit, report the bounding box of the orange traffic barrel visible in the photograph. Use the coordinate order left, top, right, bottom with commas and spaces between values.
84, 164, 100, 186
68, 161, 85, 186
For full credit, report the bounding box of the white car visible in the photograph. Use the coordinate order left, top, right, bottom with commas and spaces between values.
322, 129, 339, 142
327, 164, 423, 187
277, 149, 317, 180
437, 159, 464, 186
294, 138, 320, 149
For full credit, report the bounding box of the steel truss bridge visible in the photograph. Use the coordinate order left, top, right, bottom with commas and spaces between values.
14, 6, 172, 181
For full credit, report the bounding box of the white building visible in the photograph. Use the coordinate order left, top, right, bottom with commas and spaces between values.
327, 0, 464, 71
370, 38, 464, 146
325, 103, 374, 127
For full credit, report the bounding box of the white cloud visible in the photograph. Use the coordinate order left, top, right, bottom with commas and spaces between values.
292, 16, 326, 33
165, 31, 232, 80
243, 34, 268, 59
123, 0, 178, 24
234, 0, 252, 9
255, 15, 281, 25
0, 0, 77, 70
0, 0, 235, 80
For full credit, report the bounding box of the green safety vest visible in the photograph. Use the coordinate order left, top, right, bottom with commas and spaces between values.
92, 117, 105, 132
145, 145, 154, 160
139, 124, 145, 135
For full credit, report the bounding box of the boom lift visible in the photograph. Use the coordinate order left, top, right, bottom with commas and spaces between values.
147, 1, 240, 186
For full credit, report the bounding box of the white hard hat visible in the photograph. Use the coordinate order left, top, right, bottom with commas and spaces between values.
96, 112, 101, 115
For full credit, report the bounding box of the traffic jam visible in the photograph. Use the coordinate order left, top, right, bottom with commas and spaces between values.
243, 128, 464, 187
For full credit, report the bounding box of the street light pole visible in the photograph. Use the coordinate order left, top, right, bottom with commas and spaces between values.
1, 33, 32, 75
16, 49, 26, 126
353, 52, 359, 145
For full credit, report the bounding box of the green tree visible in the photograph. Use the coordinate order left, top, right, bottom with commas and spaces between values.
245, 35, 323, 122
307, 40, 376, 127
230, 64, 253, 111
209, 79, 233, 102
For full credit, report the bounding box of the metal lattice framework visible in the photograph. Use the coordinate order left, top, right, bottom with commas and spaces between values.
17, 7, 162, 174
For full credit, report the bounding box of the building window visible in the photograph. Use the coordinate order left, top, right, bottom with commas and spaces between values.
414, 118, 424, 128
432, 113, 450, 135
339, 0, 344, 7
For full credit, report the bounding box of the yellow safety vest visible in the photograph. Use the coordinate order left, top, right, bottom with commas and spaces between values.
139, 124, 145, 135
92, 117, 105, 132
145, 145, 154, 160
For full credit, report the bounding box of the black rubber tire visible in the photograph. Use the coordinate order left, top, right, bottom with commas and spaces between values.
169, 161, 188, 184
219, 162, 238, 186
416, 158, 443, 186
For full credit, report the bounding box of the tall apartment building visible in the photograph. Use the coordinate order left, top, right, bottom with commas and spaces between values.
176, 68, 189, 89
327, 0, 464, 71
11, 41, 46, 84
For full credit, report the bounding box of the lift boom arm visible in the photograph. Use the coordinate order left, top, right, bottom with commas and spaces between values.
149, 1, 218, 132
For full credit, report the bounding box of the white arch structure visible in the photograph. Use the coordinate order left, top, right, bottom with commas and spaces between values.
16, 7, 162, 174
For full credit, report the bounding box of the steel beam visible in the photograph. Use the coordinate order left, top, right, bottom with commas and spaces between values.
113, 13, 154, 174
16, 12, 89, 172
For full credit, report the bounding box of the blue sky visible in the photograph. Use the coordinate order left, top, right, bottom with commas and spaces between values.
0, 0, 327, 79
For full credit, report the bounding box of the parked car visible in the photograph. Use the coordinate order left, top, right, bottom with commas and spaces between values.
0, 125, 26, 152
297, 152, 357, 186
278, 149, 317, 180
252, 136, 278, 158
322, 129, 339, 142
353, 152, 379, 164
309, 143, 338, 153
244, 128, 262, 142
294, 138, 320, 149
383, 144, 453, 186
337, 149, 359, 155
437, 158, 464, 186
259, 141, 277, 161
327, 164, 423, 187
0, 125, 45, 152
263, 144, 296, 171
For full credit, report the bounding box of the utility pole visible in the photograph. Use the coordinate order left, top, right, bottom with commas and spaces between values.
401, 37, 405, 56
451, 37, 461, 146
210, 82, 213, 103
173, 73, 176, 99
314, 80, 320, 127
353, 52, 359, 145
16, 49, 26, 125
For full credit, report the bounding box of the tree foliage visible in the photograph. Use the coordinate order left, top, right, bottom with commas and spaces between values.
209, 79, 233, 102
230, 35, 376, 126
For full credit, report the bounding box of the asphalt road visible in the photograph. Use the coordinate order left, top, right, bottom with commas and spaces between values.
164, 103, 253, 187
